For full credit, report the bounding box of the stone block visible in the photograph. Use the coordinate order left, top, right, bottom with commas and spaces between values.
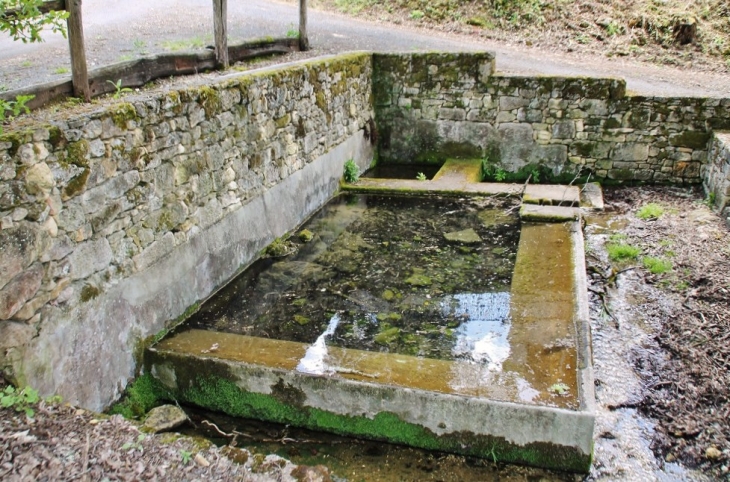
67, 238, 113, 280
0, 263, 43, 320
552, 121, 575, 139
0, 320, 36, 350
25, 162, 55, 196
0, 225, 45, 291
611, 143, 649, 162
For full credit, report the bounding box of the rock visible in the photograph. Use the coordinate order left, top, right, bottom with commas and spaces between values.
0, 225, 45, 291
290, 464, 332, 482
706, 446, 722, 460
443, 228, 482, 244
0, 320, 36, 349
0, 264, 44, 320
67, 238, 113, 280
194, 453, 210, 467
142, 404, 188, 433
25, 162, 55, 196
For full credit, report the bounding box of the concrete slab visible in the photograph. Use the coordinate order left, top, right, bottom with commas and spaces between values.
520, 204, 581, 222
580, 182, 605, 211
432, 158, 483, 183
523, 184, 580, 206
343, 177, 523, 197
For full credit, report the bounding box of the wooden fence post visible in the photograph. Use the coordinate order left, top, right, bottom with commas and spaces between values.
66, 0, 90, 101
212, 0, 229, 68
299, 0, 309, 51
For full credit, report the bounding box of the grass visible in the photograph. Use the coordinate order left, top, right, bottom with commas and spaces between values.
161, 36, 207, 52
606, 234, 640, 261
53, 67, 69, 74
636, 203, 665, 220
643, 256, 672, 274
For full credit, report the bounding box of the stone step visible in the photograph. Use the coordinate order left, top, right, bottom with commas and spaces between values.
522, 184, 581, 207
520, 204, 581, 222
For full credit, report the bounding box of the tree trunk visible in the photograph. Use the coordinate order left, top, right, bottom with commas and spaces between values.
299, 0, 309, 51
66, 0, 90, 101
212, 0, 229, 68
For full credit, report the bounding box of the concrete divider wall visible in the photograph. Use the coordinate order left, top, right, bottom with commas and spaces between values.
374, 52, 730, 183
0, 53, 374, 410
704, 132, 730, 226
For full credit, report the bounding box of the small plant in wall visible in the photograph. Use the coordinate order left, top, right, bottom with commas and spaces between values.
107, 79, 133, 99
416, 172, 427, 181
343, 159, 360, 183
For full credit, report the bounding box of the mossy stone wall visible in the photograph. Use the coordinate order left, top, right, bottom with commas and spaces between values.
0, 53, 374, 409
704, 132, 730, 226
374, 52, 730, 184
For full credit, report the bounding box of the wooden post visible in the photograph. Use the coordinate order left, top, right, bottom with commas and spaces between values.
299, 0, 309, 51
212, 0, 229, 68
66, 0, 90, 101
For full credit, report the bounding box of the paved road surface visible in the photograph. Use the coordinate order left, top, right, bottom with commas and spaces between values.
1, 0, 729, 97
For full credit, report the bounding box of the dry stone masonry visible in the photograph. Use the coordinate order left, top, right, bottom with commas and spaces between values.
0, 53, 374, 409
374, 52, 730, 184
705, 132, 730, 226
0, 50, 728, 410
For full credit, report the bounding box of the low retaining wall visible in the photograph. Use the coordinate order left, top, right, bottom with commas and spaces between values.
704, 132, 730, 225
0, 53, 374, 410
374, 53, 730, 183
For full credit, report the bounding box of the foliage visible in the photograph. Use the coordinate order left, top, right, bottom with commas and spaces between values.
416, 172, 427, 181
607, 234, 641, 261
286, 23, 299, 38
343, 159, 360, 183
180, 449, 193, 464
636, 202, 664, 220
107, 79, 133, 99
108, 374, 164, 419
121, 434, 146, 452
0, 0, 69, 43
0, 94, 34, 134
643, 256, 672, 274
1, 385, 40, 417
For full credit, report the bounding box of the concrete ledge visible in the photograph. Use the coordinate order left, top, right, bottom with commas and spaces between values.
523, 185, 580, 207
520, 204, 581, 222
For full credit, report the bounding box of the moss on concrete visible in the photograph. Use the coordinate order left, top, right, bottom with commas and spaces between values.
63, 168, 90, 198
107, 373, 167, 419
111, 103, 138, 130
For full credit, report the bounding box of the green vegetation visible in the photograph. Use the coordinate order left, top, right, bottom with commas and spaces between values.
0, 0, 69, 43
606, 234, 641, 261
343, 159, 360, 183
636, 203, 664, 220
180, 449, 193, 465
108, 374, 165, 419
643, 256, 672, 274
1, 385, 40, 417
0, 94, 34, 134
286, 24, 299, 39
416, 172, 427, 181
53, 66, 69, 74
107, 79, 133, 100
161, 36, 207, 52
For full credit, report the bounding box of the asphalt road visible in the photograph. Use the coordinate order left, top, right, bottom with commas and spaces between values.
1, 0, 729, 97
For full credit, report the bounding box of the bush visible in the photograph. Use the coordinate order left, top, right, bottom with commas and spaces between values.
343, 159, 360, 183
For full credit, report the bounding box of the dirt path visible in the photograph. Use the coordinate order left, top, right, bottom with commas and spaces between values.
1, 0, 729, 97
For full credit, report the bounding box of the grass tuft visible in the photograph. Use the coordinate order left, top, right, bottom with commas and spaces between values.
636, 203, 665, 220
643, 256, 672, 274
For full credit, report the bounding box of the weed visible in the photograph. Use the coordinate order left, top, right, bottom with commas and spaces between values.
704, 192, 716, 207
605, 20, 623, 36
1, 385, 40, 417
643, 256, 672, 274
53, 66, 69, 74
122, 434, 146, 452
343, 159, 360, 183
133, 39, 147, 50
636, 203, 664, 220
0, 94, 34, 134
416, 172, 427, 181
549, 383, 570, 395
529, 168, 540, 183
607, 240, 641, 261
118, 54, 134, 62
410, 10, 424, 20
162, 37, 206, 52
180, 449, 193, 464
286, 24, 299, 38
21, 60, 32, 67
107, 79, 133, 99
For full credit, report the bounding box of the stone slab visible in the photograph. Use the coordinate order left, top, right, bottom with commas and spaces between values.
344, 178, 523, 197
523, 184, 581, 207
579, 182, 604, 211
431, 158, 483, 183
520, 204, 581, 222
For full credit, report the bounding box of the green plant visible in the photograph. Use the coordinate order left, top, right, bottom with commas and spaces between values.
636, 203, 664, 220
180, 449, 193, 464
606, 236, 641, 261
286, 23, 299, 38
107, 79, 133, 99
133, 38, 146, 50
410, 10, 424, 20
0, 0, 69, 43
705, 192, 716, 207
605, 20, 623, 36
643, 256, 672, 274
122, 434, 146, 452
53, 66, 69, 74
1, 385, 40, 417
416, 172, 427, 181
343, 159, 360, 183
0, 94, 34, 134
161, 36, 206, 51
549, 383, 570, 395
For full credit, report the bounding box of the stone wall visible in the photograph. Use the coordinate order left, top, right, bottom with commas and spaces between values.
704, 132, 730, 225
374, 52, 730, 183
0, 53, 374, 410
